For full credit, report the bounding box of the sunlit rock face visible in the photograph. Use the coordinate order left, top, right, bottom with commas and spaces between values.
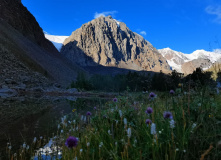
61, 16, 171, 73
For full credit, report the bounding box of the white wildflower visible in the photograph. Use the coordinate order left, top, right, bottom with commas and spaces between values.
23, 143, 26, 149
73, 120, 76, 124
183, 150, 186, 153
83, 116, 87, 122
80, 149, 83, 153
40, 136, 43, 139
170, 119, 175, 129
151, 123, 156, 135
87, 142, 90, 147
159, 131, 162, 134
61, 130, 63, 133
8, 146, 12, 150
81, 115, 84, 121
124, 118, 127, 125
33, 137, 37, 143
192, 123, 197, 129
127, 128, 132, 138
176, 148, 179, 151
119, 110, 122, 118
108, 130, 111, 135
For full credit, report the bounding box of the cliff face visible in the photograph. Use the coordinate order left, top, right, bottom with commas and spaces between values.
61, 16, 171, 73
0, 0, 57, 53
0, 0, 85, 87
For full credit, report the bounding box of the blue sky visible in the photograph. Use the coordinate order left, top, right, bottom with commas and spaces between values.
22, 0, 221, 54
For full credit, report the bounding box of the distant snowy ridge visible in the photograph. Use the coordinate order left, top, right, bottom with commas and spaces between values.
45, 34, 68, 51
158, 48, 221, 73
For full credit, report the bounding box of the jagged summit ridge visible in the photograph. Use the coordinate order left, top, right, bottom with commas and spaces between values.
61, 16, 171, 73
159, 48, 221, 74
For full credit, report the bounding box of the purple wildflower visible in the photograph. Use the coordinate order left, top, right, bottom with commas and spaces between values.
145, 119, 152, 125
149, 92, 156, 99
113, 98, 118, 102
86, 111, 92, 116
163, 111, 173, 120
170, 90, 175, 95
145, 107, 153, 114
93, 107, 97, 110
65, 136, 78, 148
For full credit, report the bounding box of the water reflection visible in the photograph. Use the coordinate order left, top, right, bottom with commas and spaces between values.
0, 95, 108, 157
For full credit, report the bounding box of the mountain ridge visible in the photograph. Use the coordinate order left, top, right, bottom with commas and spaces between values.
158, 47, 221, 74
60, 16, 171, 73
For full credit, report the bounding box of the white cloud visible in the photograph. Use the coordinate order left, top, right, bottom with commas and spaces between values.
94, 11, 118, 19
205, 5, 221, 24
140, 31, 147, 36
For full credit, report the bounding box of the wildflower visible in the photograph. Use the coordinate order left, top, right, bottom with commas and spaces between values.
119, 110, 122, 118
115, 142, 118, 146
23, 143, 26, 149
65, 136, 78, 148
198, 103, 201, 107
83, 116, 87, 122
149, 92, 157, 99
14, 153, 17, 157
192, 123, 197, 130
159, 131, 162, 134
26, 145, 29, 150
170, 90, 175, 95
86, 111, 92, 116
72, 109, 77, 112
108, 130, 111, 135
145, 107, 153, 114
183, 150, 186, 153
99, 142, 103, 148
145, 119, 152, 126
33, 137, 37, 143
58, 124, 60, 129
127, 128, 132, 138
93, 107, 97, 110
176, 148, 179, 151
87, 142, 90, 147
8, 146, 12, 150
124, 118, 127, 128
113, 98, 118, 102
40, 136, 43, 139
163, 111, 173, 120
81, 115, 84, 121
80, 149, 83, 153
151, 123, 156, 135
73, 120, 76, 124
178, 83, 182, 87
61, 130, 63, 133
170, 119, 175, 129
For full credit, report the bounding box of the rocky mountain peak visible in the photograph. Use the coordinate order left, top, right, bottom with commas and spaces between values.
61, 16, 171, 73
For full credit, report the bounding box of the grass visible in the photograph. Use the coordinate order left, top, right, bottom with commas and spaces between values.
5, 86, 221, 160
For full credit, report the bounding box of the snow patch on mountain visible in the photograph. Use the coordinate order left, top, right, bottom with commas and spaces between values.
45, 34, 68, 51
159, 48, 221, 73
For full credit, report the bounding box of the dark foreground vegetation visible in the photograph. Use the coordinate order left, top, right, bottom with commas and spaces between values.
3, 68, 221, 160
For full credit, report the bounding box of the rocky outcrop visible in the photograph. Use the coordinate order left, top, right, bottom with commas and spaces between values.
0, 0, 85, 87
61, 16, 171, 73
0, 0, 57, 53
181, 58, 212, 75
